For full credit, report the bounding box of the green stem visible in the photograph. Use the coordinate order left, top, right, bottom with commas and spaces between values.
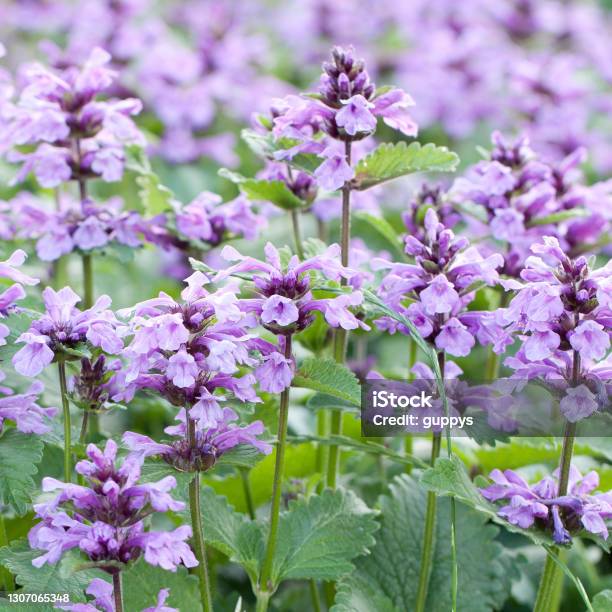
0, 515, 14, 591
404, 338, 418, 473
309, 579, 322, 612
326, 141, 352, 490
58, 360, 72, 482
290, 210, 305, 260
534, 350, 580, 611
315, 409, 329, 494
415, 432, 442, 612
189, 472, 214, 612
415, 350, 445, 612
259, 336, 293, 593
240, 468, 256, 520
112, 571, 124, 612
255, 591, 270, 612
82, 253, 94, 309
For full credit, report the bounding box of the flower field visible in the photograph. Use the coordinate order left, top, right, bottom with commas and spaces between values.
0, 1, 611, 611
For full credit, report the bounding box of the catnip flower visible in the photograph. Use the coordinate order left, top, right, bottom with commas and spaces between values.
0, 375, 56, 434
480, 466, 612, 544
124, 404, 271, 472
374, 208, 507, 357
13, 194, 146, 261
12, 286, 122, 377
145, 192, 265, 254
58, 579, 177, 612
450, 131, 610, 277
214, 242, 368, 336
118, 272, 261, 422
1, 47, 144, 187
29, 439, 196, 572
267, 46, 417, 191
501, 237, 611, 420
0, 248, 39, 344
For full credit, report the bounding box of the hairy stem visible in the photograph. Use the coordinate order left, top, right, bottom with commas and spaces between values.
240, 468, 256, 520
189, 472, 214, 612
326, 141, 352, 489
534, 350, 580, 611
112, 571, 124, 612
57, 360, 72, 482
404, 338, 418, 473
415, 432, 442, 612
290, 210, 305, 260
259, 336, 293, 594
415, 351, 445, 612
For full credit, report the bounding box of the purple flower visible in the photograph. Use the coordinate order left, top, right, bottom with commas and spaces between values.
13, 287, 122, 376
0, 377, 56, 434
335, 95, 376, 137
13, 194, 146, 261
501, 236, 611, 385
480, 466, 612, 544
118, 272, 261, 424
559, 385, 599, 422
123, 405, 271, 472
2, 47, 144, 186
215, 242, 364, 339
375, 209, 505, 357
314, 149, 354, 192
255, 352, 294, 394
29, 440, 195, 572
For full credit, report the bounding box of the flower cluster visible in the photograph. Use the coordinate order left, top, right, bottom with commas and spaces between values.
267, 46, 417, 191
118, 272, 260, 420
501, 237, 611, 419
124, 404, 271, 473
13, 286, 122, 377
29, 440, 196, 571
11, 194, 146, 261
1, 47, 144, 187
145, 192, 265, 254
374, 209, 506, 357
451, 132, 610, 277
480, 466, 612, 545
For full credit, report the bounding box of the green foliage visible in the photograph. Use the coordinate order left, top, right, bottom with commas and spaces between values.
219, 168, 305, 210
0, 540, 104, 602
0, 430, 44, 515
125, 145, 176, 215
352, 142, 459, 191
122, 558, 202, 611
332, 475, 515, 612
292, 358, 361, 406
271, 488, 378, 586
352, 211, 404, 259
593, 590, 612, 612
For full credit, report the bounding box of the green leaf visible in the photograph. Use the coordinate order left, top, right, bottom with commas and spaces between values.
217, 444, 268, 469
289, 433, 428, 469
0, 540, 104, 601
526, 209, 589, 228
219, 168, 305, 210
122, 557, 202, 612
352, 212, 404, 259
292, 358, 361, 407
332, 475, 514, 612
125, 145, 177, 215
593, 590, 612, 612
0, 430, 44, 515
352, 142, 459, 191
200, 487, 264, 584
271, 488, 378, 586
420, 455, 555, 546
